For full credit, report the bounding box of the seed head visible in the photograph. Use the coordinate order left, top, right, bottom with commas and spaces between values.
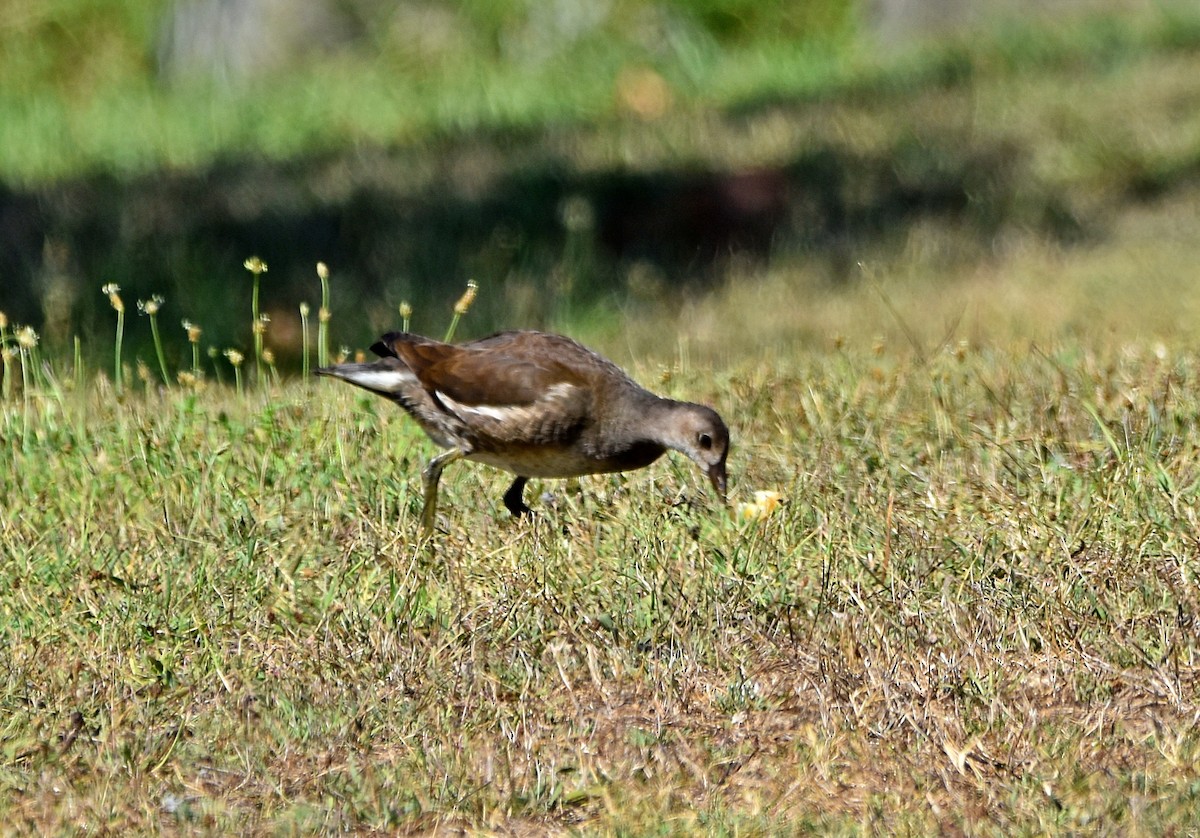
253, 314, 270, 336
0, 311, 7, 329
102, 283, 124, 313
454, 280, 478, 316
261, 348, 276, 366
319, 306, 331, 324
243, 256, 268, 276
398, 301, 412, 320
299, 302, 310, 317
316, 262, 329, 281
16, 326, 39, 349
182, 320, 202, 343
1, 347, 15, 364
137, 295, 164, 316
224, 349, 245, 367
136, 359, 151, 383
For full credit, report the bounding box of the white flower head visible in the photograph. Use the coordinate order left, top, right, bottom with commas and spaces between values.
138, 295, 165, 316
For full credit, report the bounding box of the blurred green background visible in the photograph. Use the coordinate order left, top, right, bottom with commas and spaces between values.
2, 0, 1199, 368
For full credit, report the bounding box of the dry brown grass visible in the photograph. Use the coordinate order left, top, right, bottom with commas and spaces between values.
6, 285, 1200, 831
6, 13, 1200, 833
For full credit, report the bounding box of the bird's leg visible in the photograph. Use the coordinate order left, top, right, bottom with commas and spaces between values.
421, 448, 465, 533
502, 476, 532, 517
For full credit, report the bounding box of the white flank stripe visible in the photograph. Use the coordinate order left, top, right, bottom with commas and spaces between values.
438, 382, 576, 423
438, 393, 521, 422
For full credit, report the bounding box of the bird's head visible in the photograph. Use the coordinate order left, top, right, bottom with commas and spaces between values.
666, 403, 729, 502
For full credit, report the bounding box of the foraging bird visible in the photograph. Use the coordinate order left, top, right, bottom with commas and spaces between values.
316, 330, 729, 532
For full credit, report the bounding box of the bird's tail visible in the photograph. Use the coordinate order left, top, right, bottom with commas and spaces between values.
314, 357, 417, 397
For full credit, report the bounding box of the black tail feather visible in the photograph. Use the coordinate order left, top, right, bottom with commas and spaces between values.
371, 333, 403, 359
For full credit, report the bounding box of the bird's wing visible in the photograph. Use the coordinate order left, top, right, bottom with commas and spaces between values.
373, 331, 594, 443
375, 332, 574, 405
432, 353, 585, 407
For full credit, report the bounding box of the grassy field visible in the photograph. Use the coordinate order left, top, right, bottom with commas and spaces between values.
5, 2, 1200, 834
5, 176, 1200, 833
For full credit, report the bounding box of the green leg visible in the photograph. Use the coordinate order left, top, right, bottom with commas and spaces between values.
421, 448, 465, 534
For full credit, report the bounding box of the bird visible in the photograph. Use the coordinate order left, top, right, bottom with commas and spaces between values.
316, 330, 730, 533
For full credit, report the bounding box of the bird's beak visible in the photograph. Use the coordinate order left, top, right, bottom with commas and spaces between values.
709, 461, 728, 503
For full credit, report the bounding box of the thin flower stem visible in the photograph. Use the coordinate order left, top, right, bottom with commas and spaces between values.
244, 257, 268, 386
183, 321, 202, 376
252, 275, 263, 385
149, 314, 170, 385
444, 280, 478, 343
443, 313, 462, 343
20, 348, 31, 451
0, 321, 10, 402
224, 349, 245, 396
317, 263, 331, 368
300, 304, 311, 378
1, 353, 12, 401
19, 346, 31, 396
209, 350, 224, 387
114, 309, 125, 395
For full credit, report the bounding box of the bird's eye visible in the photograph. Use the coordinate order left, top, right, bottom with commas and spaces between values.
698, 433, 712, 450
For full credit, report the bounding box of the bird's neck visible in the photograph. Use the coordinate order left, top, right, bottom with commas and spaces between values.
635, 393, 691, 451
590, 388, 676, 459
